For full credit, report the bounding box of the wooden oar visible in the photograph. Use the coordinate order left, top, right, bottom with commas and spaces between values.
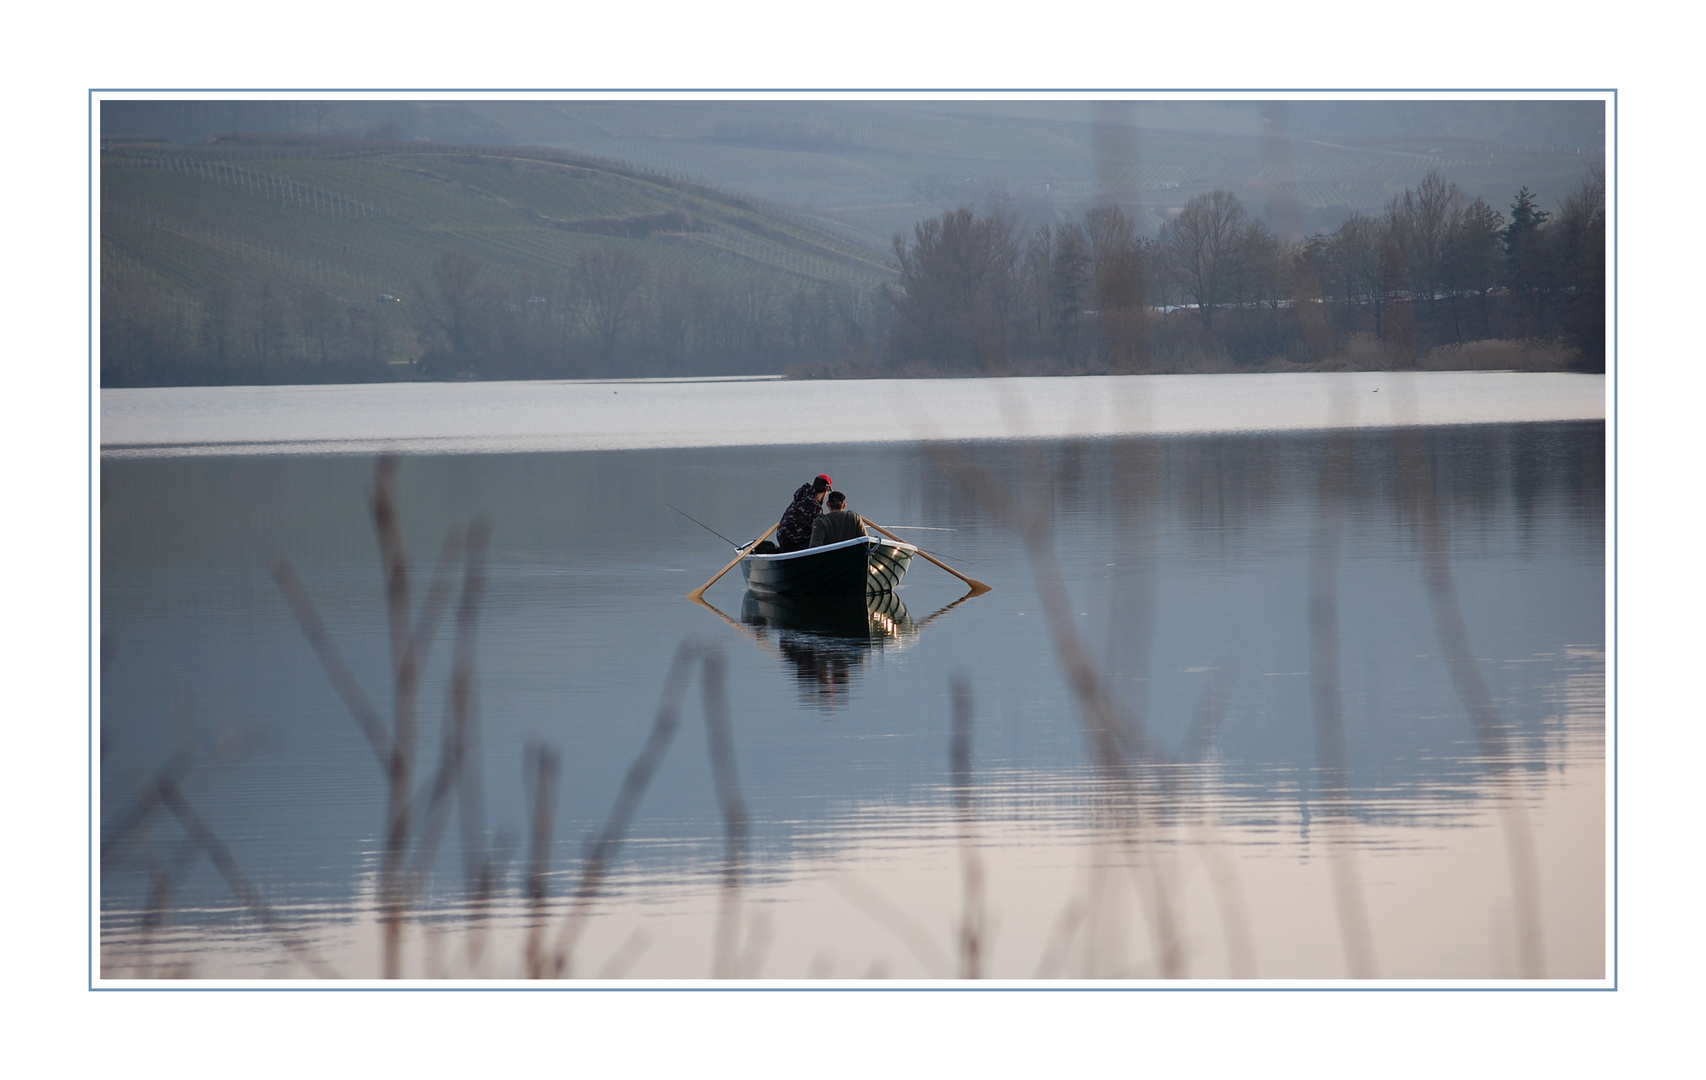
687, 523, 778, 601
866, 521, 991, 595
688, 593, 783, 656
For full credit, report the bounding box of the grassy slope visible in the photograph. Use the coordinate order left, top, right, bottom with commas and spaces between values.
102, 102, 1606, 272
101, 139, 894, 317
469, 100, 1606, 246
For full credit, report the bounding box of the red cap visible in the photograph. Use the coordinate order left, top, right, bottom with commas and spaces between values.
816, 474, 833, 486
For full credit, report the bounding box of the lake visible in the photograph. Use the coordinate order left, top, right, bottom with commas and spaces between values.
97, 375, 1607, 981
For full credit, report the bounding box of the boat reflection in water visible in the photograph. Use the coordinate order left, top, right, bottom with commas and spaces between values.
741, 588, 916, 639
694, 588, 977, 712
739, 590, 914, 711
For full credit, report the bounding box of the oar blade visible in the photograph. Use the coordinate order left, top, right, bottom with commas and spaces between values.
868, 520, 990, 595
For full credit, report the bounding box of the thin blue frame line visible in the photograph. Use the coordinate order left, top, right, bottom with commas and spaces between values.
86, 88, 1617, 989
87, 89, 95, 992
1611, 88, 1619, 991
89, 982, 1610, 996
89, 87, 1618, 94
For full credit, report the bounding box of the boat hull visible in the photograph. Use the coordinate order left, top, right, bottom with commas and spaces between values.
740, 536, 915, 596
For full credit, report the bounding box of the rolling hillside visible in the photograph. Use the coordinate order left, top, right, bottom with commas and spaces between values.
100, 136, 897, 384
101, 99, 1607, 249
481, 99, 1605, 245
103, 136, 889, 306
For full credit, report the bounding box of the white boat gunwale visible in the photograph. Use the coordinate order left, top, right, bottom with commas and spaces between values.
742, 534, 918, 562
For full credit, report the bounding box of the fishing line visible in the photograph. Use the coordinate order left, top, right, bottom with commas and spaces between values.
880, 537, 974, 563
667, 504, 743, 549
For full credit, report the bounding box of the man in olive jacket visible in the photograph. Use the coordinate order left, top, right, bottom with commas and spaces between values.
810, 491, 869, 547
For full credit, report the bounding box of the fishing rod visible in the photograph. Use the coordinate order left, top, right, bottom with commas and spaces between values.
672, 503, 971, 563
668, 504, 746, 549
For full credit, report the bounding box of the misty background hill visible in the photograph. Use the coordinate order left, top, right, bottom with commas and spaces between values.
103, 99, 1606, 247
100, 99, 1606, 386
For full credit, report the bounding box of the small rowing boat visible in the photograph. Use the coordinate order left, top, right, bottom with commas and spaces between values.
740, 535, 917, 596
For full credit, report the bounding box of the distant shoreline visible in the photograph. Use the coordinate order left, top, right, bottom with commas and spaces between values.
101, 371, 1605, 459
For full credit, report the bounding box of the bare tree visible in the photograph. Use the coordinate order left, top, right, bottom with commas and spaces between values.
1443, 197, 1505, 341
415, 248, 492, 373
1159, 190, 1248, 329
738, 276, 774, 354
1020, 222, 1091, 356
1084, 205, 1149, 371
651, 265, 692, 360
1327, 212, 1391, 339
1385, 171, 1462, 317
294, 285, 339, 367
1223, 219, 1284, 313
574, 247, 649, 355
1082, 204, 1137, 280
888, 207, 1019, 371
1554, 167, 1606, 369
1045, 223, 1092, 350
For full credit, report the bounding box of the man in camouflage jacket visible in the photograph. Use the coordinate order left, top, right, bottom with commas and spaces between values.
775, 474, 832, 552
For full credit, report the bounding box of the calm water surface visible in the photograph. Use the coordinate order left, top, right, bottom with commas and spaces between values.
99, 422, 1605, 980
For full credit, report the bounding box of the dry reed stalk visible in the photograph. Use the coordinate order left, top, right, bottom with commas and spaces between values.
373, 456, 416, 979
448, 523, 496, 969
136, 835, 200, 961
550, 639, 736, 978
113, 809, 202, 979
115, 455, 499, 979
272, 454, 487, 979
550, 645, 692, 976
1186, 823, 1256, 978
1308, 431, 1379, 977
1177, 663, 1257, 977
269, 559, 392, 759
927, 440, 1186, 977
699, 649, 751, 978
404, 522, 491, 913
1395, 427, 1546, 977
152, 773, 340, 977
101, 742, 208, 976
824, 875, 953, 977
1032, 897, 1085, 978
950, 675, 985, 979
371, 458, 461, 976
597, 928, 654, 978
524, 744, 560, 978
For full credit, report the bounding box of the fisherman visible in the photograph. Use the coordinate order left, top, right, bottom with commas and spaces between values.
809, 491, 868, 547
771, 473, 832, 553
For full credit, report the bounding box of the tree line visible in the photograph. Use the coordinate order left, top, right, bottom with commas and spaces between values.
101, 247, 893, 386
100, 167, 1604, 386
883, 168, 1605, 374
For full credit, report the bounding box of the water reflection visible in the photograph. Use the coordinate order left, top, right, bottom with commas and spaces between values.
101, 753, 1606, 980
98, 422, 1605, 980
741, 588, 917, 640
747, 590, 904, 712
689, 589, 988, 712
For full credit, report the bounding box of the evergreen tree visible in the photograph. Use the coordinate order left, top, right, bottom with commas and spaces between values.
1503, 186, 1556, 330
1503, 186, 1550, 256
